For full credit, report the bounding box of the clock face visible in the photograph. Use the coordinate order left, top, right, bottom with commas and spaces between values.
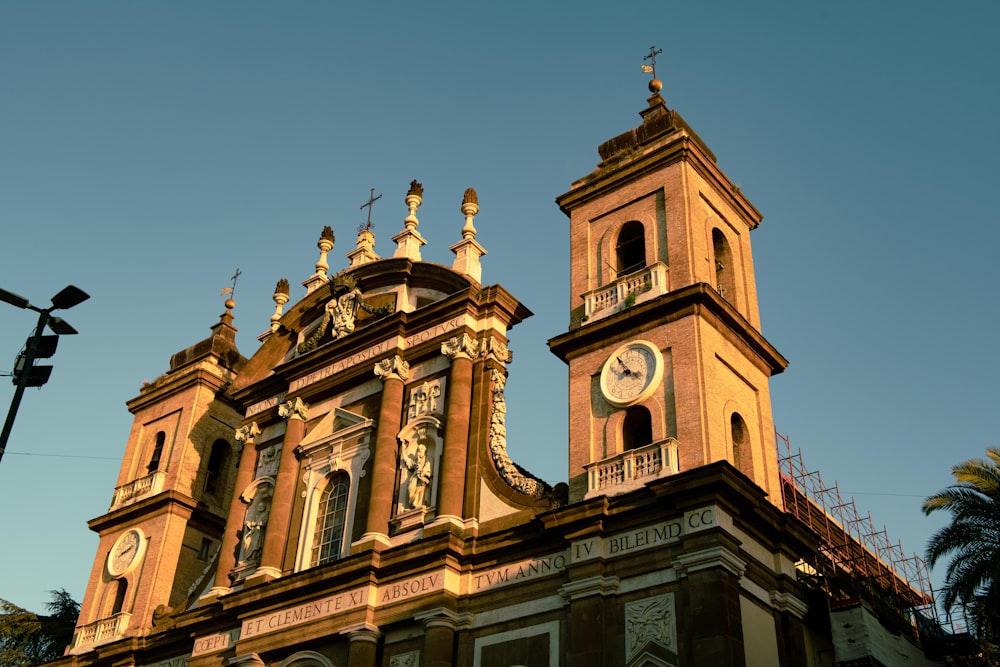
107, 529, 144, 577
600, 341, 664, 407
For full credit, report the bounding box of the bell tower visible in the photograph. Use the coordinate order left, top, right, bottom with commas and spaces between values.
550, 73, 787, 504
71, 309, 246, 653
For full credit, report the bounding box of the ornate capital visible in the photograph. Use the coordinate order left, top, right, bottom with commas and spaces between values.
441, 334, 479, 361
278, 397, 309, 421
374, 355, 410, 383
235, 422, 261, 449
482, 337, 513, 365
414, 607, 474, 631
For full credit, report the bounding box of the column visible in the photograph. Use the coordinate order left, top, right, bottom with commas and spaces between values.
436, 334, 477, 524
675, 543, 747, 665
345, 628, 380, 667
362, 355, 409, 544
254, 397, 308, 582
414, 609, 471, 667
207, 422, 260, 596
560, 574, 618, 665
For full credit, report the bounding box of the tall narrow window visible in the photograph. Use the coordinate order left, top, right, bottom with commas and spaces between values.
147, 432, 165, 473
616, 221, 646, 276
712, 228, 735, 302
312, 471, 350, 566
111, 579, 128, 615
204, 439, 230, 496
731, 413, 752, 476
623, 406, 653, 451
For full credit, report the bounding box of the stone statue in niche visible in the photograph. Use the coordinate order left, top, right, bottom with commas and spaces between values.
237, 484, 273, 568
397, 422, 437, 512
405, 442, 432, 508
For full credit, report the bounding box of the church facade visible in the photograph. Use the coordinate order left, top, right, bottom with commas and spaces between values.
52, 77, 936, 667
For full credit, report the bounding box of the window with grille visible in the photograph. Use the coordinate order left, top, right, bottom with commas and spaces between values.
312, 471, 350, 566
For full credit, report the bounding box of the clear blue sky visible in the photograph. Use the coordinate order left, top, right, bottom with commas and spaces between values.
1, 2, 997, 617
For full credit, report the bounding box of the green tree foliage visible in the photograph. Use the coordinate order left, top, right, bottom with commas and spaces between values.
923, 448, 1000, 643
0, 589, 79, 667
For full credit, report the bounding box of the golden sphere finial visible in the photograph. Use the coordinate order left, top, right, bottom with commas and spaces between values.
648, 78, 663, 94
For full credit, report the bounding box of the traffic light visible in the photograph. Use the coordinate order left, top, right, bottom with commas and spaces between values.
12, 334, 59, 387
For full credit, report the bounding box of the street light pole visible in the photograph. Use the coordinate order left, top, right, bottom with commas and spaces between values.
0, 307, 51, 465
0, 285, 89, 467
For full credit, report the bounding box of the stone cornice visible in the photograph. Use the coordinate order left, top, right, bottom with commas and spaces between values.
548, 282, 787, 377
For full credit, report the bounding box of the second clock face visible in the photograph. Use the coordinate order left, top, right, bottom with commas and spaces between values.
107, 529, 144, 577
600, 341, 664, 407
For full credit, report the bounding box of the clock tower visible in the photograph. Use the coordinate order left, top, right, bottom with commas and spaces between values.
550, 77, 787, 504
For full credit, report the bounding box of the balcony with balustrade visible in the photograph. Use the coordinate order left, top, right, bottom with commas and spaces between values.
584, 438, 680, 499
110, 470, 166, 509
581, 262, 669, 325
70, 612, 131, 653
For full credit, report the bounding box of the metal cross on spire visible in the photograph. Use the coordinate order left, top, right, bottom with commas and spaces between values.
359, 188, 382, 232
221, 268, 241, 306
642, 45, 663, 78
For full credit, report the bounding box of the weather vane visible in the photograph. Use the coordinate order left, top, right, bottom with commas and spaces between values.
641, 45, 662, 79
221, 268, 241, 307
359, 188, 382, 233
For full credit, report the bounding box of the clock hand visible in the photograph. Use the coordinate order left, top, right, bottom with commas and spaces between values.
616, 356, 633, 375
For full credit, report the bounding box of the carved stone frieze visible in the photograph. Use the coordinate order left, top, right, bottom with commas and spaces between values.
488, 369, 545, 497
441, 334, 478, 361
374, 355, 410, 383
482, 337, 513, 365
234, 422, 260, 453
624, 593, 677, 661
278, 396, 309, 421
407, 379, 443, 421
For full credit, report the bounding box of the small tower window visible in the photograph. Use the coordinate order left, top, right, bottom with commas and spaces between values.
616, 221, 647, 276
111, 579, 128, 615
312, 471, 350, 566
731, 413, 752, 476
147, 432, 165, 472
712, 228, 735, 302
204, 439, 230, 496
623, 406, 653, 451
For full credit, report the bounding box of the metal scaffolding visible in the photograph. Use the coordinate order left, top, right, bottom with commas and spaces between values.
776, 431, 938, 628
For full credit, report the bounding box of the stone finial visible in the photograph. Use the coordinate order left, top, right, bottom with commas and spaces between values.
460, 188, 479, 240
270, 278, 290, 332
316, 226, 335, 275
304, 226, 336, 293
394, 180, 427, 261
451, 187, 486, 282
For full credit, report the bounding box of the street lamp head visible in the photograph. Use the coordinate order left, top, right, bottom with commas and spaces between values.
0, 287, 30, 310
50, 285, 90, 311
48, 317, 79, 336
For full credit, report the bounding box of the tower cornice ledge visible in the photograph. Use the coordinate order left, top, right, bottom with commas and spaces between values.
548, 283, 787, 377
557, 130, 761, 229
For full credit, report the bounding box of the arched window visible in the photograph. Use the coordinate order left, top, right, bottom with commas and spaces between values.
203, 439, 230, 496
147, 432, 165, 472
111, 579, 128, 615
616, 221, 646, 276
312, 471, 350, 566
623, 406, 653, 451
731, 413, 752, 476
712, 228, 735, 302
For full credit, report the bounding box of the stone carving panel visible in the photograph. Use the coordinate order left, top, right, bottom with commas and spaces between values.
624, 593, 676, 662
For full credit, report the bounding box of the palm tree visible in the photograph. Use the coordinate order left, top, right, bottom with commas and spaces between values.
923, 447, 1000, 642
